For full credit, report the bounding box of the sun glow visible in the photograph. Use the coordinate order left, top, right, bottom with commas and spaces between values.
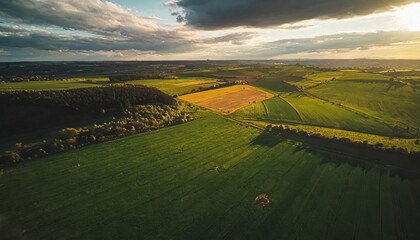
395, 3, 420, 31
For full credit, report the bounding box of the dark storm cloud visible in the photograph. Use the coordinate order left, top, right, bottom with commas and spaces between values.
172, 0, 415, 29
0, 0, 264, 54
0, 23, 257, 53
0, 0, 196, 53
0, 27, 193, 52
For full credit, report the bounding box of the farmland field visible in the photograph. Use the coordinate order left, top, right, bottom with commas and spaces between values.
179, 85, 273, 114
282, 94, 393, 135
309, 81, 420, 132
177, 67, 264, 81
251, 75, 299, 93
1, 62, 420, 240
230, 96, 302, 121
1, 110, 420, 240
244, 120, 420, 153
284, 71, 392, 89
0, 77, 221, 96
127, 77, 220, 96
0, 78, 109, 90
231, 93, 393, 136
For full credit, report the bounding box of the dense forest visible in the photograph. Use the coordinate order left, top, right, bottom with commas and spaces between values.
0, 85, 192, 165
0, 85, 176, 135
1, 103, 192, 165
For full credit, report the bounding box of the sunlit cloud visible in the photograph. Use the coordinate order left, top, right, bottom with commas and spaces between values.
0, 0, 419, 61
394, 3, 420, 31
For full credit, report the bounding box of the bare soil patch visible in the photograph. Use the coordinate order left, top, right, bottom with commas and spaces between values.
179, 85, 273, 114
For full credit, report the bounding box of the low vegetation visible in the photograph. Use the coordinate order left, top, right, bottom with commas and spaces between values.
266, 124, 419, 156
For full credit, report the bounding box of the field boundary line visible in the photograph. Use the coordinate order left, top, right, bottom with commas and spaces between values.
302, 90, 399, 133
262, 101, 270, 118
277, 96, 304, 121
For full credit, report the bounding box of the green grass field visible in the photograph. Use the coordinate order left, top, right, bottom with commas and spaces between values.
293, 71, 345, 88
0, 78, 109, 90
176, 67, 263, 81
1, 110, 419, 239
283, 94, 393, 135
230, 97, 302, 121
1, 64, 419, 240
286, 71, 391, 89
127, 77, 220, 96
231, 93, 393, 136
309, 81, 420, 131
244, 120, 420, 153
251, 77, 298, 93
338, 72, 390, 81
0, 77, 220, 96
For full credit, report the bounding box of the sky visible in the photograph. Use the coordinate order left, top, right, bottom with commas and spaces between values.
0, 0, 420, 61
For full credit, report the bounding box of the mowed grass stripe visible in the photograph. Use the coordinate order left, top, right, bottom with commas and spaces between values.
262, 161, 331, 239
204, 149, 311, 238
1, 111, 420, 239
6, 117, 257, 230
9, 115, 248, 189
79, 130, 299, 238
92, 139, 306, 239
1, 113, 264, 238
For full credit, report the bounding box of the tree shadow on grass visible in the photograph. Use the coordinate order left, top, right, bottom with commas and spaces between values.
251, 130, 420, 180
250, 131, 286, 147
317, 147, 420, 180
386, 81, 406, 92
296, 137, 420, 180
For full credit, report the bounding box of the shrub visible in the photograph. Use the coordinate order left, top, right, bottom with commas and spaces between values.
59, 128, 80, 139
0, 151, 22, 164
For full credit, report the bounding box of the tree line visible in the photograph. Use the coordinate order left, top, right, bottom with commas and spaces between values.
266, 124, 419, 157
0, 85, 176, 135
109, 73, 177, 82
1, 103, 192, 165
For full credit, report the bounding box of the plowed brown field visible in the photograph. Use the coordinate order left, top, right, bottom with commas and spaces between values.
179, 85, 273, 114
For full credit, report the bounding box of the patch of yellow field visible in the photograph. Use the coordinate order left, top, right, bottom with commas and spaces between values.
179, 85, 274, 114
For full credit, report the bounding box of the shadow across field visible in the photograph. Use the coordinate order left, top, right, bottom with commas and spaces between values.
251, 132, 286, 147
253, 130, 420, 180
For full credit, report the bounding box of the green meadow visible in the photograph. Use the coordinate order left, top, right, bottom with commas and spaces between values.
127, 77, 220, 96
230, 96, 302, 121
309, 81, 420, 132
0, 78, 109, 90
231, 93, 393, 136
1, 64, 419, 240
1, 111, 420, 240
0, 77, 220, 96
